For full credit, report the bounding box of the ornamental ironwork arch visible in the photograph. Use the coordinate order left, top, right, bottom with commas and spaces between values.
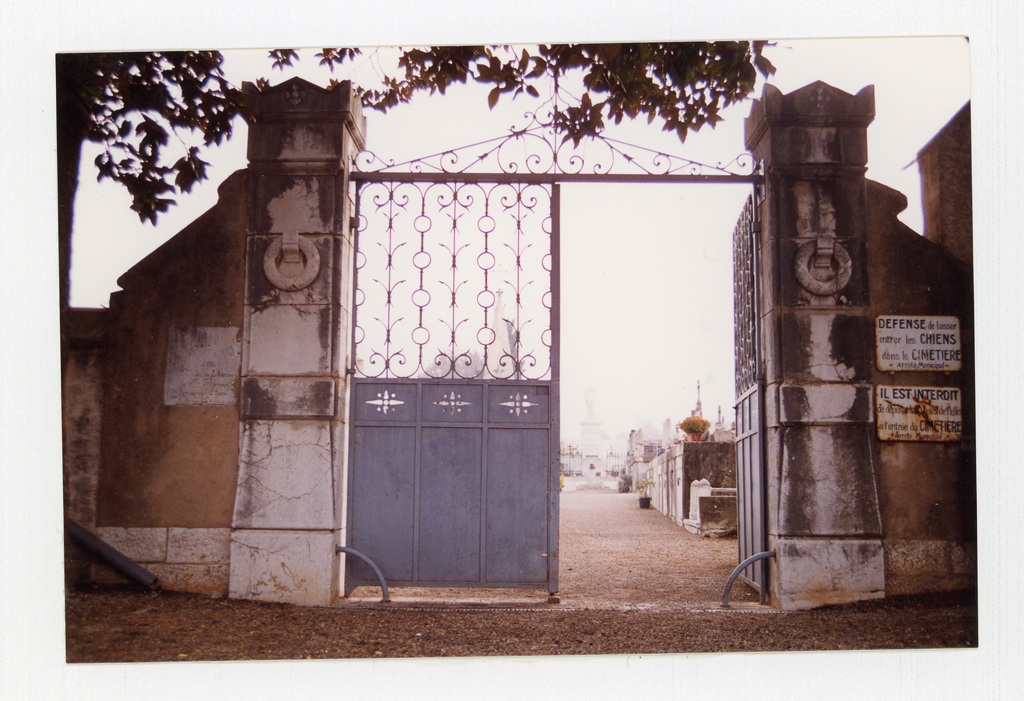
352, 110, 759, 181
348, 109, 763, 381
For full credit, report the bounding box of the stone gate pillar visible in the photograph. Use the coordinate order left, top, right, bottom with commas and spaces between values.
745, 82, 884, 609
228, 78, 365, 605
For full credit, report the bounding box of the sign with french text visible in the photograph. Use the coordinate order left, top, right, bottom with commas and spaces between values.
876, 385, 962, 442
876, 315, 961, 371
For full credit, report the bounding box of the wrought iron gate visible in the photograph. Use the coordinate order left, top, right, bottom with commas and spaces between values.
344, 114, 762, 597
733, 191, 769, 596
345, 170, 560, 594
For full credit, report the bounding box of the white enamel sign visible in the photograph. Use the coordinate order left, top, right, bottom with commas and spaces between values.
876, 315, 961, 371
876, 385, 962, 442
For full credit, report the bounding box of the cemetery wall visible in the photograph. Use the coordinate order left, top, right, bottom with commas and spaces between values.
865, 176, 976, 595
919, 103, 972, 267
95, 171, 248, 531
67, 172, 250, 594
62, 309, 106, 585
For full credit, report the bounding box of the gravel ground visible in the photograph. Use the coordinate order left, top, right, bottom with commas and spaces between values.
65, 490, 977, 662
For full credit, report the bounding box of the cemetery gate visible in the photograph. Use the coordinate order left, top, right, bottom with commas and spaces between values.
344, 119, 765, 597
732, 191, 769, 597
345, 166, 561, 595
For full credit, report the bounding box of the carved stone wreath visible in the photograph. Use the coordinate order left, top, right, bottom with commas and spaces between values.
794, 239, 852, 297
263, 236, 321, 291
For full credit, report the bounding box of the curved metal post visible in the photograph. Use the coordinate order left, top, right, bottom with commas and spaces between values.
721, 550, 775, 608
337, 546, 390, 603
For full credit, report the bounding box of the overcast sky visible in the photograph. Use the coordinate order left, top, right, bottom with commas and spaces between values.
69, 37, 971, 449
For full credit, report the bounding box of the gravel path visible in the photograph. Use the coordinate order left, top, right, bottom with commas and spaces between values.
341, 488, 759, 608
557, 490, 759, 608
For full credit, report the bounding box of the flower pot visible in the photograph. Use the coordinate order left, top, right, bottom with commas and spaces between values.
688, 433, 702, 442
639, 496, 651, 509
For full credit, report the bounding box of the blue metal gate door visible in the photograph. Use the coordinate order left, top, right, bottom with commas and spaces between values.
346, 176, 559, 595
733, 193, 768, 596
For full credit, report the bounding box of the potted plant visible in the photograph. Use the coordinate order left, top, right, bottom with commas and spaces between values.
679, 415, 710, 442
636, 478, 653, 509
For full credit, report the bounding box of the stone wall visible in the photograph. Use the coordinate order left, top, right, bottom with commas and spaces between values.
865, 179, 976, 595
88, 527, 231, 596
96, 171, 248, 531
71, 171, 249, 595
67, 78, 366, 604
919, 103, 972, 267
62, 310, 106, 585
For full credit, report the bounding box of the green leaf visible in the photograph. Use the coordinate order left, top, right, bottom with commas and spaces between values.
488, 86, 500, 109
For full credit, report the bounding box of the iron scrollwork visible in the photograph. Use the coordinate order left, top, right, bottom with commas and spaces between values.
352, 109, 760, 382
733, 195, 758, 396
354, 178, 552, 380
352, 109, 757, 179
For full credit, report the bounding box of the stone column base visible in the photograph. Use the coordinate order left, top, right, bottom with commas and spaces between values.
229, 529, 336, 606
771, 537, 884, 610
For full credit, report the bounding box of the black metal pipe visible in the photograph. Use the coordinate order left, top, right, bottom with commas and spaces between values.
721, 550, 776, 608
337, 546, 390, 602
65, 519, 159, 590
